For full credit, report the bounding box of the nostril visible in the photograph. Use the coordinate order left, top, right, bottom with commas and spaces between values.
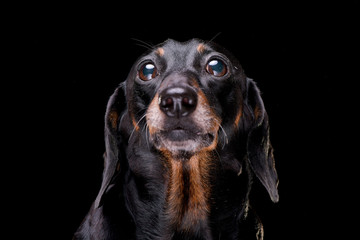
159, 96, 177, 117
182, 97, 189, 105
180, 95, 196, 117
161, 97, 174, 108
182, 96, 195, 107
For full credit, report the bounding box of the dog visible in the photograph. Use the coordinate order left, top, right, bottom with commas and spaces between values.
73, 39, 279, 240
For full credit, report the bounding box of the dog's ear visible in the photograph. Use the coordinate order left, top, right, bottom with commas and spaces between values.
244, 78, 279, 203
95, 84, 126, 208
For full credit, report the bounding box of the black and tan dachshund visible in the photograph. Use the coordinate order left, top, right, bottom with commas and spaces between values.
73, 39, 279, 240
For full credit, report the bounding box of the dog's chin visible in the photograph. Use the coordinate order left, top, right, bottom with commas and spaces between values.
152, 130, 215, 158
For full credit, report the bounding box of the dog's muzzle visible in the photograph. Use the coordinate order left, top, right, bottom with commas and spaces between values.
145, 74, 220, 156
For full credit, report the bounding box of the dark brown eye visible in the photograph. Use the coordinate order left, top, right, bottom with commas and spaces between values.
138, 62, 158, 81
206, 59, 227, 77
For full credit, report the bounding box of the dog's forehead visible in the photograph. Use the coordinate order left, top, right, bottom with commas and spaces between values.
160, 38, 202, 51
153, 39, 215, 67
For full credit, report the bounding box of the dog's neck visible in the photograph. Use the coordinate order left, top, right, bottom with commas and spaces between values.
162, 150, 215, 236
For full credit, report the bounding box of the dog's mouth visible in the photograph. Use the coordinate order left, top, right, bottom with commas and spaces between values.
166, 127, 188, 141
165, 126, 210, 142
152, 125, 217, 156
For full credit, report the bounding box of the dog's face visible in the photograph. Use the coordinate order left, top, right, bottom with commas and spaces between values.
125, 39, 247, 158
96, 39, 278, 210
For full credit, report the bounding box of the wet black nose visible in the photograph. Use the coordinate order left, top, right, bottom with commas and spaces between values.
159, 87, 197, 118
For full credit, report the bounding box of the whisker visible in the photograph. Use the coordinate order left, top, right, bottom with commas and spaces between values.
139, 120, 151, 150
131, 38, 155, 50
214, 119, 229, 149
219, 124, 229, 148
145, 123, 151, 150
213, 148, 224, 170
207, 32, 222, 44
128, 114, 147, 143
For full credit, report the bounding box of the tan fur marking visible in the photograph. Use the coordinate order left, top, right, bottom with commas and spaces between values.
146, 93, 163, 135
234, 103, 243, 128
167, 160, 185, 225
187, 152, 211, 218
156, 47, 165, 56
191, 77, 221, 134
196, 88, 221, 134
196, 43, 206, 54
165, 151, 213, 232
131, 115, 140, 131
116, 162, 121, 172
108, 110, 118, 129
254, 104, 262, 122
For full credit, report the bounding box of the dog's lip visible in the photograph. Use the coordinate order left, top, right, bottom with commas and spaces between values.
167, 125, 193, 133
168, 126, 202, 135
160, 127, 214, 142
164, 127, 194, 141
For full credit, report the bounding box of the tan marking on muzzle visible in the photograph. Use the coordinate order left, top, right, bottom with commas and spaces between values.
146, 93, 163, 136
195, 88, 222, 135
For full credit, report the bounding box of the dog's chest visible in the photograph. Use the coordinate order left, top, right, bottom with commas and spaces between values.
162, 152, 214, 236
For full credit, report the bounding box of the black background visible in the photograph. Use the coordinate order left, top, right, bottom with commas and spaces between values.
14, 1, 358, 239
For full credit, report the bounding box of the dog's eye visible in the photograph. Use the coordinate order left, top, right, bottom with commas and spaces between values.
206, 59, 227, 77
139, 63, 158, 81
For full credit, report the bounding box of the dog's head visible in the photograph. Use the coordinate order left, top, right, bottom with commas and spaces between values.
95, 39, 279, 207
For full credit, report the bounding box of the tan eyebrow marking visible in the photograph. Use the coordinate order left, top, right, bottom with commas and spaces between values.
156, 47, 165, 56
197, 43, 206, 54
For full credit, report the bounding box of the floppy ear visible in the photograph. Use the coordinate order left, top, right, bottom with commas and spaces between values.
94, 83, 126, 208
244, 78, 279, 203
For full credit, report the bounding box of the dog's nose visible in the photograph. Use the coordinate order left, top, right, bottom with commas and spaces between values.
159, 87, 197, 118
